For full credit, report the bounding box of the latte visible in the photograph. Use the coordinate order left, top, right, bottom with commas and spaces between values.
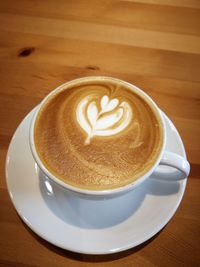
34, 77, 163, 190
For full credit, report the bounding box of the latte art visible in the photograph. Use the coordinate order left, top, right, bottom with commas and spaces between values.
76, 95, 132, 144
34, 78, 163, 190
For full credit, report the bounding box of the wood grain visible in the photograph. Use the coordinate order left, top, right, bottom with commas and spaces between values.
1, 13, 200, 54
0, 0, 199, 266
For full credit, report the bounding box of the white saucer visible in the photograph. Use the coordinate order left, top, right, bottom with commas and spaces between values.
6, 108, 188, 255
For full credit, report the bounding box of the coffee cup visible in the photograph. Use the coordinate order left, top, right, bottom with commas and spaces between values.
29, 77, 190, 197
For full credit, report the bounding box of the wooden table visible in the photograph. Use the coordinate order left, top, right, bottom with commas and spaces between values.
0, 1, 199, 266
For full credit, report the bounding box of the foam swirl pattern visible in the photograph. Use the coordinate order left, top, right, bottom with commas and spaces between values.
34, 80, 163, 190
76, 94, 132, 144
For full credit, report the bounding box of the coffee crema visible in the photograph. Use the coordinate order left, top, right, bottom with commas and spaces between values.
34, 78, 163, 190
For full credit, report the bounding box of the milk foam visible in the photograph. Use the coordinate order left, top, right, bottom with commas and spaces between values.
34, 79, 163, 190
76, 95, 132, 144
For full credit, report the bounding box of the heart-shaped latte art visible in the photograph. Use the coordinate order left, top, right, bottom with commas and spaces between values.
76, 95, 132, 144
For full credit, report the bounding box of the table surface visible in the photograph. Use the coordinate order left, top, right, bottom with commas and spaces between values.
0, 1, 200, 266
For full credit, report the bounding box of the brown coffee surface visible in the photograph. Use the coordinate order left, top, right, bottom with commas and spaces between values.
34, 78, 163, 190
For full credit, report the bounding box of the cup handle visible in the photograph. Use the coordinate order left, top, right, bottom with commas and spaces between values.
153, 151, 190, 180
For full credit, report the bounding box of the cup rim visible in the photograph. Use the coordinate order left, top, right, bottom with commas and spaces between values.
29, 76, 166, 196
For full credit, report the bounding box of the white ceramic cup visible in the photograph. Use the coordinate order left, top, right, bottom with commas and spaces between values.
29, 77, 190, 197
